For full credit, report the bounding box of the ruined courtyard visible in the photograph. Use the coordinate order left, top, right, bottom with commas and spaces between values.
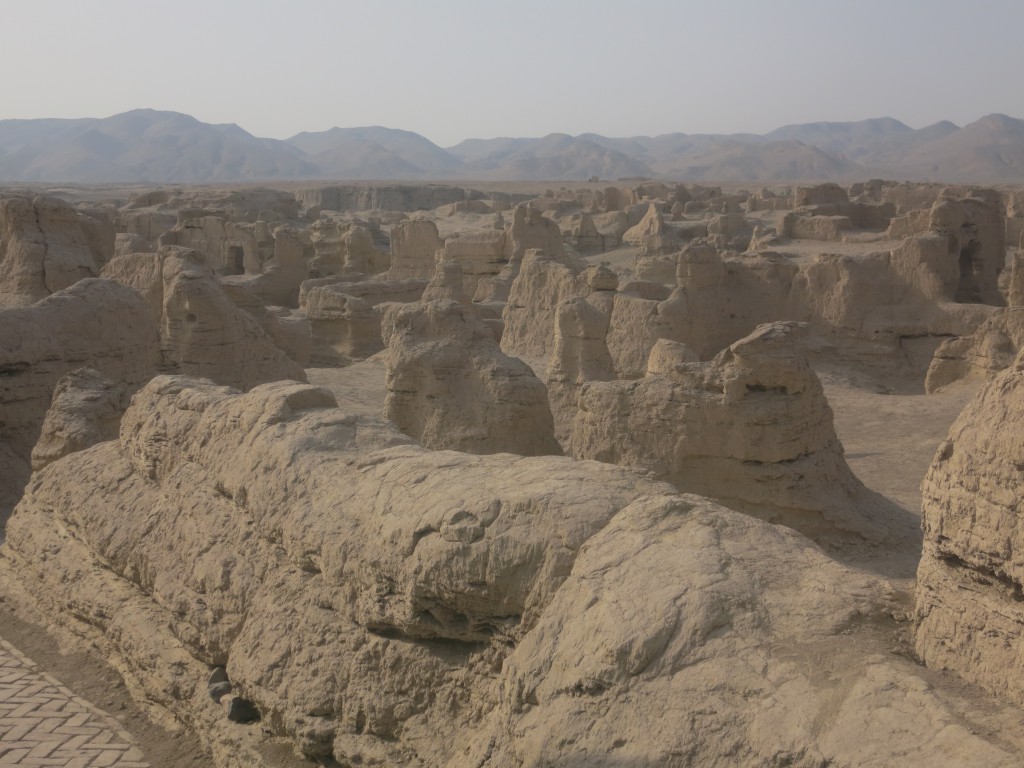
0, 173, 1022, 766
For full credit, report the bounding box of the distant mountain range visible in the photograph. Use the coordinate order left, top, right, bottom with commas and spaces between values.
2, 109, 1024, 184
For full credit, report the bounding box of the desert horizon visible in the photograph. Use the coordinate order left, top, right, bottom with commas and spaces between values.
3, 108, 1024, 185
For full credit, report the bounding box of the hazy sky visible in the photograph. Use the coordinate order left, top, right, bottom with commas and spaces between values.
2, 0, 1022, 146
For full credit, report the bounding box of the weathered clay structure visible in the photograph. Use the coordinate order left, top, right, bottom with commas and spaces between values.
30, 367, 130, 472
3, 175, 1024, 768
0, 278, 158, 522
388, 219, 443, 280
567, 322, 903, 547
925, 307, 1024, 391
383, 299, 561, 455
293, 184, 491, 213
3, 375, 1015, 767
916, 347, 1024, 704
103, 246, 306, 389
0, 195, 113, 308
308, 218, 389, 277
300, 276, 428, 364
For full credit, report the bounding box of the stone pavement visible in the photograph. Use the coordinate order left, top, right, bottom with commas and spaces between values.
0, 639, 148, 767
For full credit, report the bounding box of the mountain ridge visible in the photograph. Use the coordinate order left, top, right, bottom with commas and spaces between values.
2, 109, 1024, 183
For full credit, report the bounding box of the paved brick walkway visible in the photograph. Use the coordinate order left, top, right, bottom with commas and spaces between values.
0, 639, 148, 767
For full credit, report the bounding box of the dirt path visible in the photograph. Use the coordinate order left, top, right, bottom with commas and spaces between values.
0, 578, 209, 768
824, 381, 978, 516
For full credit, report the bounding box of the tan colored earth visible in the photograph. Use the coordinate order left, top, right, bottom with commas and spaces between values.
2, 178, 1024, 767
0, 367, 995, 767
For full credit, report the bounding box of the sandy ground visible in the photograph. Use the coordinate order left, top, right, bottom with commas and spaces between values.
822, 378, 980, 583
826, 380, 979, 515
306, 355, 388, 415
